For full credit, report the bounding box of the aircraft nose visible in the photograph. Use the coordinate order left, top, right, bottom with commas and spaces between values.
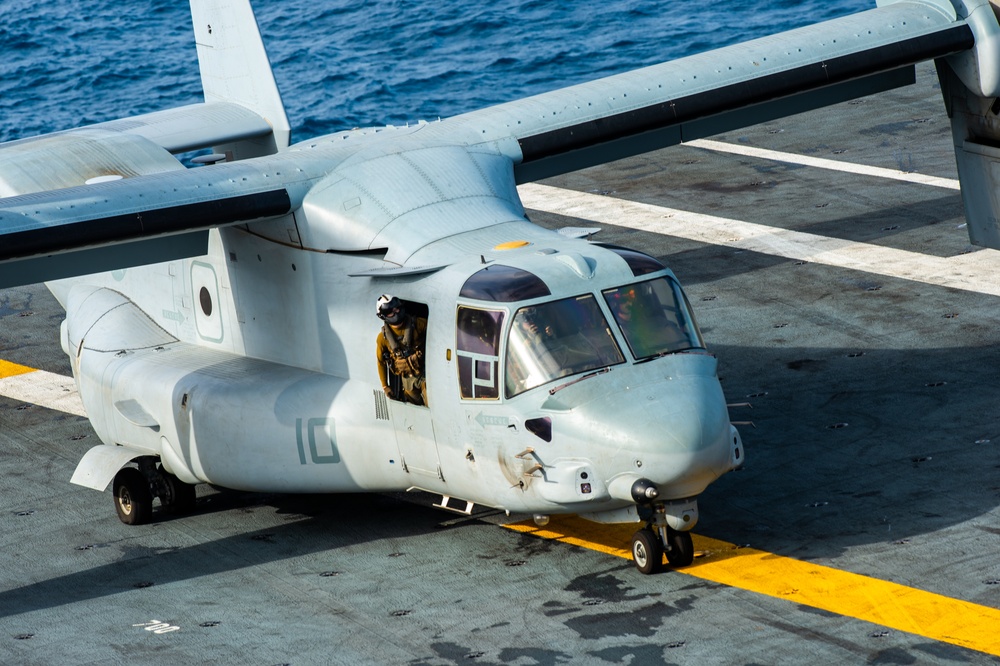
620, 375, 732, 495
558, 356, 735, 498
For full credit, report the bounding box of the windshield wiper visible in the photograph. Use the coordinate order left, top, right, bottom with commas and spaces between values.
634, 347, 704, 364
548, 366, 611, 394
634, 350, 677, 364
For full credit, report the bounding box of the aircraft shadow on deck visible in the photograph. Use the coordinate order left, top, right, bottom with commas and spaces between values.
0, 491, 450, 619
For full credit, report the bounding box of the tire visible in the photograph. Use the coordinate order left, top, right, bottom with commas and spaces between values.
160, 470, 197, 515
113, 467, 153, 525
631, 528, 664, 575
665, 527, 694, 567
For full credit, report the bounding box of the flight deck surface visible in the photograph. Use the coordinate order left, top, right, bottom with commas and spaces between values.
2, 63, 999, 664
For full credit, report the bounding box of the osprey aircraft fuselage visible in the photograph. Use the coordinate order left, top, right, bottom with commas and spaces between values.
54, 128, 741, 572
3, 0, 1000, 573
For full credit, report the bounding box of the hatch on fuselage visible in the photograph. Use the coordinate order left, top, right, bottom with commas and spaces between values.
380, 298, 443, 479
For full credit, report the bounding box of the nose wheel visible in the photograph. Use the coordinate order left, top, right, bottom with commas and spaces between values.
631, 528, 664, 574
630, 524, 694, 574
665, 527, 694, 567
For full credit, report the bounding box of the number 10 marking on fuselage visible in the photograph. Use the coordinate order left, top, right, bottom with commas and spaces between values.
296, 417, 340, 465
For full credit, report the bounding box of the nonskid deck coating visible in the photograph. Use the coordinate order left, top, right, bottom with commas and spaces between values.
2, 64, 1000, 664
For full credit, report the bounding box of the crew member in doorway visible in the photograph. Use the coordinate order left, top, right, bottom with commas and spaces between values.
376, 294, 428, 406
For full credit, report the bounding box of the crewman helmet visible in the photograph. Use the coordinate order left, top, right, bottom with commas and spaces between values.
377, 294, 404, 324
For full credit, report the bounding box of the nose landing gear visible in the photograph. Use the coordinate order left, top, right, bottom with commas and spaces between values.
630, 524, 694, 574
630, 499, 697, 574
631, 527, 664, 574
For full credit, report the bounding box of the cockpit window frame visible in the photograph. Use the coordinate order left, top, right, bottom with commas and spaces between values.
455, 305, 506, 401
503, 292, 626, 399
602, 275, 706, 361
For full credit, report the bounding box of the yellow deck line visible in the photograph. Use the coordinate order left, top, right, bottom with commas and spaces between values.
506, 517, 1000, 657
0, 359, 36, 379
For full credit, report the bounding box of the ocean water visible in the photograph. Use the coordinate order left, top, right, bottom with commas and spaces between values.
0, 0, 873, 144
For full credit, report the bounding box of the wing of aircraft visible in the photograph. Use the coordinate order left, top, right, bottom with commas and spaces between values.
3, 0, 1000, 288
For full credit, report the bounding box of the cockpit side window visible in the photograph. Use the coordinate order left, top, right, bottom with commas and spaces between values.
456, 307, 505, 399
603, 277, 705, 360
505, 295, 624, 398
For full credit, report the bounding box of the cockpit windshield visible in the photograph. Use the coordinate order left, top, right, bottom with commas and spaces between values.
603, 277, 704, 360
505, 294, 624, 398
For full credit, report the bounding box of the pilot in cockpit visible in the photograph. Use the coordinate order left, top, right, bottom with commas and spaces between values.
516, 307, 555, 344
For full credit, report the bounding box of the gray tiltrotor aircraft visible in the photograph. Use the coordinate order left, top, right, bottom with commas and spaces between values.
2, 0, 999, 573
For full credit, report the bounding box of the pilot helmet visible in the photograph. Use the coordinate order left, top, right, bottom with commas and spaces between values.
377, 294, 404, 324
611, 288, 637, 312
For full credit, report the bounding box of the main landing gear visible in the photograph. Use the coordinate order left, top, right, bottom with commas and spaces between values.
112, 457, 197, 525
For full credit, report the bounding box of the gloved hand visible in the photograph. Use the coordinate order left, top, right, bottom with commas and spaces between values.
406, 353, 422, 374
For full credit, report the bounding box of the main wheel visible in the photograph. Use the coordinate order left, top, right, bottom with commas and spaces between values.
159, 470, 197, 515
665, 527, 694, 567
113, 468, 153, 525
631, 528, 664, 574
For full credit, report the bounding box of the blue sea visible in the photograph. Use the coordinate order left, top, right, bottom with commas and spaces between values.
0, 0, 873, 145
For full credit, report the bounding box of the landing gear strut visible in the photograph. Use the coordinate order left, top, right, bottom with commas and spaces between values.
630, 500, 696, 574
112, 458, 198, 525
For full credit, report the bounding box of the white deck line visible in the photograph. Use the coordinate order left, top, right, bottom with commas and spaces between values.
0, 369, 86, 417
517, 183, 1000, 297
685, 139, 961, 190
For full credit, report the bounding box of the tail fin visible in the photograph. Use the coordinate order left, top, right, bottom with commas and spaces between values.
190, 0, 291, 156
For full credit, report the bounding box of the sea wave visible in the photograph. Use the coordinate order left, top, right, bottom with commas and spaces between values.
0, 0, 873, 143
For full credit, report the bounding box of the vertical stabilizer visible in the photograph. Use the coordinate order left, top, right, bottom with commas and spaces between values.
190, 0, 291, 156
